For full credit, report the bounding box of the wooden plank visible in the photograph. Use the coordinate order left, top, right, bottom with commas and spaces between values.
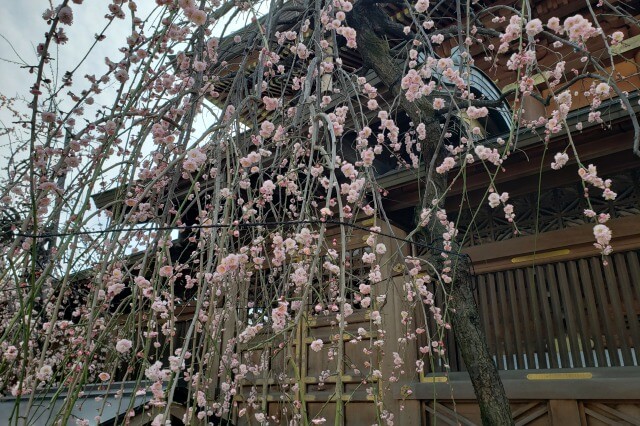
476, 275, 495, 361
545, 264, 572, 368
511, 402, 541, 418
583, 407, 626, 425
583, 258, 619, 367
505, 269, 526, 370
599, 257, 634, 365
591, 402, 640, 425
627, 251, 640, 307
612, 253, 640, 364
496, 271, 516, 369
549, 400, 580, 424
565, 260, 597, 368
487, 273, 506, 370
555, 262, 583, 368
425, 404, 465, 426
549, 399, 580, 425
515, 268, 536, 369
433, 402, 477, 426
536, 265, 559, 369
514, 405, 548, 426
524, 267, 548, 369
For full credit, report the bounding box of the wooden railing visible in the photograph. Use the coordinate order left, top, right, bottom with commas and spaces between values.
429, 249, 640, 373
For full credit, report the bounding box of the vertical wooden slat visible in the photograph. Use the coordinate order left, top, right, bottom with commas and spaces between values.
599, 257, 634, 366
440, 281, 459, 372
476, 275, 496, 363
555, 262, 583, 368
487, 273, 506, 370
524, 267, 548, 369
589, 257, 623, 366
496, 272, 516, 369
544, 264, 572, 368
505, 269, 526, 369
611, 253, 640, 364
566, 260, 598, 367
580, 258, 616, 367
626, 251, 640, 307
536, 265, 559, 369
515, 268, 537, 369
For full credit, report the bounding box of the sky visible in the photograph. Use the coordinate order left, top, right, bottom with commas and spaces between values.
0, 1, 152, 140
0, 1, 262, 250
0, 1, 262, 158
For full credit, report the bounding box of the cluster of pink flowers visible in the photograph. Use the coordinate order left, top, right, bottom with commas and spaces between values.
180, 0, 207, 26
271, 301, 290, 332
551, 152, 569, 170
183, 147, 207, 174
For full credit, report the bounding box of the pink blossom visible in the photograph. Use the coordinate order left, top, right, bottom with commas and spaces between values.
361, 148, 375, 166
260, 120, 275, 138
432, 98, 445, 110
594, 82, 610, 97
41, 112, 56, 123
57, 6, 73, 25
415, 0, 429, 13
547, 17, 562, 33
466, 106, 489, 119
295, 43, 309, 59
4, 346, 18, 361
611, 31, 624, 45
551, 152, 569, 170
159, 265, 173, 277
525, 19, 543, 36
310, 339, 324, 352
116, 339, 133, 354
593, 224, 613, 254
187, 8, 207, 26
263, 96, 280, 111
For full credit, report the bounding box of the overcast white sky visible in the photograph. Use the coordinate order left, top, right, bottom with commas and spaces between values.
0, 1, 260, 244
0, 1, 153, 137
0, 1, 261, 156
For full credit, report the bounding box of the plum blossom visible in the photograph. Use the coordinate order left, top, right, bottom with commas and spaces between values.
466, 106, 489, 119
611, 31, 625, 45
310, 339, 324, 352
186, 8, 207, 26
593, 224, 613, 255
563, 14, 600, 43
4, 346, 18, 361
551, 152, 569, 170
547, 17, 562, 33
414, 0, 429, 13
116, 339, 133, 354
36, 365, 53, 382
594, 82, 610, 97
525, 19, 543, 36
159, 265, 173, 277
263, 96, 280, 111
260, 120, 275, 138
271, 301, 290, 332
57, 6, 73, 25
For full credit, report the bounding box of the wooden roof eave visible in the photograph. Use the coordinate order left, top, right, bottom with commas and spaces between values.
375, 89, 640, 194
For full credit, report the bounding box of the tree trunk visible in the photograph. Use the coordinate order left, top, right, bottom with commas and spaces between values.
348, 4, 514, 425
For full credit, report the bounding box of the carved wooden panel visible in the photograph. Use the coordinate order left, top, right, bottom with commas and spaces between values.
580, 401, 640, 425
426, 400, 550, 425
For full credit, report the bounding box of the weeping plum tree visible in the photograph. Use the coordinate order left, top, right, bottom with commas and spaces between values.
1, 0, 639, 425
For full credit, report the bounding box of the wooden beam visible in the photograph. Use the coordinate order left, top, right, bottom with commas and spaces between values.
398, 366, 640, 400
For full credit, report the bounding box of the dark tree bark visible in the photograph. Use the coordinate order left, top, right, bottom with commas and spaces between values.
348, 4, 514, 425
